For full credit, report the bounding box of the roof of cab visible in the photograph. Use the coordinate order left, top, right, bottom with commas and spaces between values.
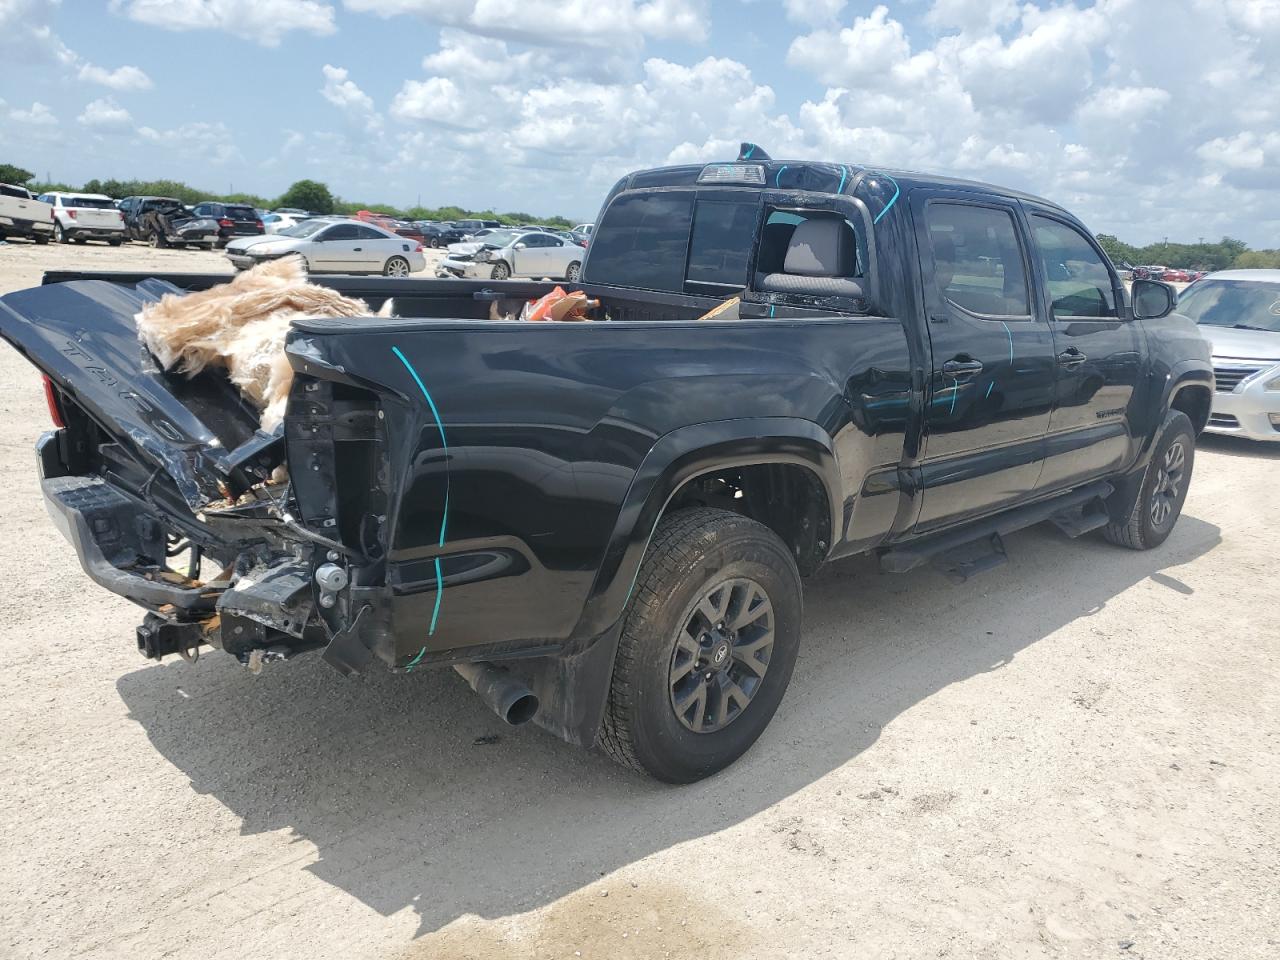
617, 158, 1068, 215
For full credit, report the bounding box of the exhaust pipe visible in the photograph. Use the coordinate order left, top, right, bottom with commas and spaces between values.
453, 661, 539, 725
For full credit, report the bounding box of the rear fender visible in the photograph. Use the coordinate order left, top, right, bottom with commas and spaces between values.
572, 417, 839, 643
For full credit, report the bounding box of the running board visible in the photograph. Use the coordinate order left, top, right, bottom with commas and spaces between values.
879, 480, 1114, 576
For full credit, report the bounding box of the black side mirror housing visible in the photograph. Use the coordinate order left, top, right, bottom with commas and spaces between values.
1132, 278, 1176, 320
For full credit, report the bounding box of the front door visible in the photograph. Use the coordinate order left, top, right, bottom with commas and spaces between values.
912, 192, 1057, 532
311, 223, 362, 271
1022, 207, 1144, 491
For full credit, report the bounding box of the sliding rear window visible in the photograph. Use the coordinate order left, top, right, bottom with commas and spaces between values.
584, 191, 694, 291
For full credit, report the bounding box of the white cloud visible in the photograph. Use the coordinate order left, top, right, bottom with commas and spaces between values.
1197, 132, 1267, 171
138, 121, 243, 164
343, 0, 709, 46
8, 101, 57, 125
111, 0, 336, 45
77, 97, 133, 129
783, 0, 845, 25
78, 63, 153, 90
320, 64, 373, 113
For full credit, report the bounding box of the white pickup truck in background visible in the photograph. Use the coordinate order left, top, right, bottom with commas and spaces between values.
0, 183, 54, 243
37, 192, 127, 246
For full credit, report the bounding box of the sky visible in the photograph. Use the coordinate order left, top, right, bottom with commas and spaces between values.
2, 0, 1279, 245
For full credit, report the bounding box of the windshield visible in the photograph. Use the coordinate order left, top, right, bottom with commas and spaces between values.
1177, 279, 1280, 333
478, 230, 519, 247
68, 196, 116, 209
280, 219, 332, 238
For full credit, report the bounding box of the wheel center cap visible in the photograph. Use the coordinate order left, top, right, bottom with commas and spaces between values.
709, 639, 731, 668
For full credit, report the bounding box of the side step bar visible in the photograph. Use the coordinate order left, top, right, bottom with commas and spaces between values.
879, 480, 1114, 576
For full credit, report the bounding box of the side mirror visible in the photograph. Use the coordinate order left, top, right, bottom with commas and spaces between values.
514, 242, 527, 250
1132, 278, 1176, 320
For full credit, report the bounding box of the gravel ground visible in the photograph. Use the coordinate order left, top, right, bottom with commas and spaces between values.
0, 241, 1276, 960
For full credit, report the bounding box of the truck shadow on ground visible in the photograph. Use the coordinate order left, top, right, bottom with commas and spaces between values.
116, 515, 1220, 937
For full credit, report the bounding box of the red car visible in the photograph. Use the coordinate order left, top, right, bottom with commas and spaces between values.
1161, 268, 1191, 282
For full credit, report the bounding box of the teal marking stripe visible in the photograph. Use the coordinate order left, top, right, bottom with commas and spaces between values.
837, 165, 848, 194
873, 173, 900, 225
1000, 321, 1014, 363
775, 164, 788, 187
392, 345, 451, 639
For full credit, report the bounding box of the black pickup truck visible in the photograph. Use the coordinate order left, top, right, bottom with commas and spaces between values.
0, 147, 1212, 782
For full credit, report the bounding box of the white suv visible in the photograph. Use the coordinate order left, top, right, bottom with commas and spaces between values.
0, 183, 54, 243
38, 192, 127, 246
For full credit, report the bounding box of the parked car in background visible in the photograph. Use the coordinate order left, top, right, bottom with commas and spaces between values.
453, 218, 503, 239
414, 221, 459, 248
262, 211, 309, 234
191, 201, 264, 247
437, 228, 583, 281
224, 217, 426, 276
0, 183, 53, 243
36, 192, 126, 246
573, 222, 594, 236
388, 220, 426, 244
1175, 269, 1280, 441
1162, 268, 1191, 283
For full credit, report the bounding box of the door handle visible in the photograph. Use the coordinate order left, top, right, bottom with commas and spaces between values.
941, 357, 984, 378
1057, 348, 1087, 367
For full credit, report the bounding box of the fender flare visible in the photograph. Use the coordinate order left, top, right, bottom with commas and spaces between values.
572, 416, 841, 643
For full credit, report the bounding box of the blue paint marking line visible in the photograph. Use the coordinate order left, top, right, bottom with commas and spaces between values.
837, 165, 848, 194
873, 173, 900, 225
743, 143, 755, 159
949, 382, 959, 416
1000, 321, 1014, 363
986, 381, 995, 399
775, 164, 788, 186
392, 345, 451, 645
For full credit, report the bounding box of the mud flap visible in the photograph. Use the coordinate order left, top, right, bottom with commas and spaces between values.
523, 622, 624, 748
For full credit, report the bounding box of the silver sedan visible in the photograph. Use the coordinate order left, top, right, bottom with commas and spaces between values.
1177, 269, 1280, 441
437, 229, 584, 281
225, 218, 426, 276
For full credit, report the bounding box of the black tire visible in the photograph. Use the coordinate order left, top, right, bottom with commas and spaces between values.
490, 261, 511, 280
108, 238, 122, 247
429, 237, 440, 249
565, 261, 582, 282
148, 231, 166, 249
73, 237, 87, 244
600, 508, 802, 782
34, 233, 49, 245
384, 256, 411, 277
53, 223, 66, 243
1104, 409, 1195, 550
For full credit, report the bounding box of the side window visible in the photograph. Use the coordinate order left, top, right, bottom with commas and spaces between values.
1030, 215, 1118, 320
686, 199, 757, 288
925, 203, 1031, 319
584, 191, 694, 291
755, 208, 865, 280
322, 224, 358, 241
355, 225, 386, 240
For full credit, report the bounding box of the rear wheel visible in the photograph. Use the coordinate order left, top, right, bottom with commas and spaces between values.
384, 256, 411, 277
600, 508, 802, 782
73, 237, 87, 244
565, 261, 582, 282
33, 233, 49, 245
53, 223, 66, 243
490, 261, 511, 280
1104, 409, 1195, 550
148, 231, 166, 249
429, 237, 440, 248
107, 238, 122, 247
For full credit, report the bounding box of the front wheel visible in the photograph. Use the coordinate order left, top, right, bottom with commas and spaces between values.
565, 261, 582, 282
600, 508, 802, 782
1104, 409, 1195, 550
384, 256, 411, 277
429, 237, 440, 249
490, 260, 511, 280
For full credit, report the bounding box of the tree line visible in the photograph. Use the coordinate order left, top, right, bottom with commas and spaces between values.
0, 163, 576, 229
1094, 234, 1280, 271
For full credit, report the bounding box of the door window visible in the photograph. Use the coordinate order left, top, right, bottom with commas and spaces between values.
925, 203, 1031, 319
354, 225, 386, 240
1030, 215, 1119, 320
321, 224, 359, 241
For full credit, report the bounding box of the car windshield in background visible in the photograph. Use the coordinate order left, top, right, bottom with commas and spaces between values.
280, 219, 331, 238
1177, 279, 1280, 333
68, 197, 116, 209
480, 230, 520, 247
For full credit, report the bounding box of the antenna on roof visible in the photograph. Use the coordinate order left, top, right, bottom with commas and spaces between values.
738, 142, 772, 162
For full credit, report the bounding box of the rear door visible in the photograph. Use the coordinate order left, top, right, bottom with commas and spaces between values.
911, 190, 1057, 532
1022, 205, 1143, 491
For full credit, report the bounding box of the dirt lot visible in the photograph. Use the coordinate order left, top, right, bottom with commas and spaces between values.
0, 242, 1277, 960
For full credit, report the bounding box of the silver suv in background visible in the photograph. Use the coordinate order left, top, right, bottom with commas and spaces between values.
1177, 269, 1280, 441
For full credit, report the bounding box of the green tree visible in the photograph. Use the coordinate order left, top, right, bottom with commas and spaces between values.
277, 179, 335, 214
0, 163, 35, 185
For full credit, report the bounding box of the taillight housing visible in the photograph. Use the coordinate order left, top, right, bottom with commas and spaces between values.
414, 242, 424, 252
218, 218, 234, 228
42, 376, 65, 428
117, 210, 125, 221
67, 209, 77, 219
255, 220, 264, 232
